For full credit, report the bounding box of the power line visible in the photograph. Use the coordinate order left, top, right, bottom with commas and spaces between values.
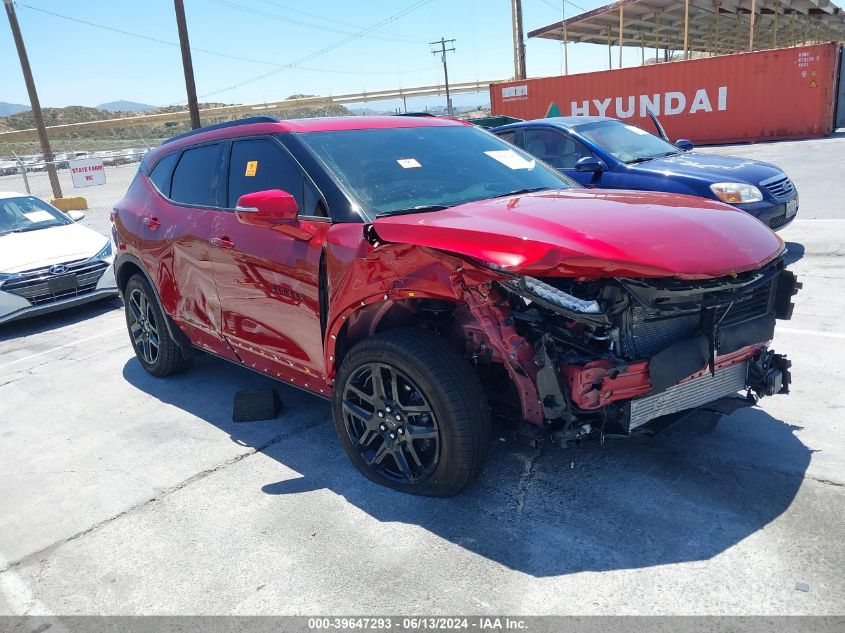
14, 2, 436, 77
538, 0, 587, 14
208, 0, 424, 44
257, 0, 422, 40
196, 0, 435, 99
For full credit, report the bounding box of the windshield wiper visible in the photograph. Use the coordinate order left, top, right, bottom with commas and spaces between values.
375, 205, 451, 218
627, 151, 681, 165
9, 226, 48, 234
489, 187, 549, 199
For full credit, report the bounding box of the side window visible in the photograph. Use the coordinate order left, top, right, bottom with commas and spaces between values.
170, 144, 220, 206
147, 151, 180, 197
523, 128, 594, 170
228, 139, 293, 205
496, 130, 516, 144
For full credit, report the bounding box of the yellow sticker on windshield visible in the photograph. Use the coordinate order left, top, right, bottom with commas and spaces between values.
245, 160, 258, 177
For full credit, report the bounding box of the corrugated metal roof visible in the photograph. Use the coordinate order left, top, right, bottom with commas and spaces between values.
529, 0, 845, 55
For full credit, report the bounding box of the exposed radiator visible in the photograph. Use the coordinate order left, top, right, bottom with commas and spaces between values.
628, 361, 748, 430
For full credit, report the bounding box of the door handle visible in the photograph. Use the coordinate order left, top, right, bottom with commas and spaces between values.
142, 216, 161, 230
211, 236, 235, 250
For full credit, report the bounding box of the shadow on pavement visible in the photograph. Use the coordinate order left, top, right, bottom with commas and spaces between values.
123, 353, 810, 578
784, 241, 805, 266
0, 296, 122, 343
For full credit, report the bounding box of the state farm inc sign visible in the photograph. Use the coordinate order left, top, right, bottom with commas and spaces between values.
69, 158, 106, 188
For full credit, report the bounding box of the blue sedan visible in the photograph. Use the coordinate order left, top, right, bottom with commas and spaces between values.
491, 116, 799, 231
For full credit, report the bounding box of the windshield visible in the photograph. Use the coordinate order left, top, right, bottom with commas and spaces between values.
0, 196, 72, 236
576, 120, 680, 164
298, 125, 575, 217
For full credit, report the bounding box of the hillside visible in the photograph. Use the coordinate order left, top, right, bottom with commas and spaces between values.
0, 99, 354, 154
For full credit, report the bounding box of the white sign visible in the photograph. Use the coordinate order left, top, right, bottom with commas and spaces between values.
69, 158, 106, 188
502, 85, 528, 101
484, 150, 535, 170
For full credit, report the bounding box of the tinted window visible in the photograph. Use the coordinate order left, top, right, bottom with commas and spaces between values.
496, 131, 516, 144
299, 126, 574, 218
148, 151, 179, 197
170, 144, 220, 206
522, 128, 595, 169
228, 139, 304, 209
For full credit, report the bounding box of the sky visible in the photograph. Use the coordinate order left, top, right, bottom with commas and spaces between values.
0, 0, 648, 112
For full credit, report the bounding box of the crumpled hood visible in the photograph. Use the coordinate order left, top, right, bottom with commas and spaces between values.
630, 151, 784, 186
373, 189, 784, 279
0, 222, 109, 273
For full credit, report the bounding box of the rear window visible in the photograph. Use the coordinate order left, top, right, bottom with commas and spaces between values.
147, 152, 179, 197
170, 144, 220, 206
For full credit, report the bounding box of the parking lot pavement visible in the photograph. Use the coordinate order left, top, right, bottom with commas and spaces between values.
2, 141, 845, 615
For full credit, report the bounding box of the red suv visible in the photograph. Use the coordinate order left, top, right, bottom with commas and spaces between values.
112, 115, 799, 496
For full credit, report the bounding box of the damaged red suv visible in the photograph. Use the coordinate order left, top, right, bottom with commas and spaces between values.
112, 115, 799, 496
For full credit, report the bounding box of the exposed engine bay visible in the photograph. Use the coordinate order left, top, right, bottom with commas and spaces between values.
452, 254, 801, 442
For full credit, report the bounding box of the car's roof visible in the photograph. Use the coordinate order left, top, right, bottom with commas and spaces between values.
145, 115, 471, 167
277, 115, 469, 133
495, 116, 617, 131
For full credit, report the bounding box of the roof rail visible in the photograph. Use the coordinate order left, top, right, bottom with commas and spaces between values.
161, 115, 279, 145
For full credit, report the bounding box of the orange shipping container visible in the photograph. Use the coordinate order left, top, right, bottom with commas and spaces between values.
491, 43, 842, 145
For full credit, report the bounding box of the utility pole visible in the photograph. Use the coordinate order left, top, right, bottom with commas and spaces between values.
511, 0, 527, 79
429, 38, 456, 116
4, 0, 62, 199
174, 0, 200, 129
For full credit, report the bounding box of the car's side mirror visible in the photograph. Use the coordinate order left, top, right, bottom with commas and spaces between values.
675, 139, 694, 151
574, 156, 605, 173
235, 189, 298, 226
68, 210, 85, 222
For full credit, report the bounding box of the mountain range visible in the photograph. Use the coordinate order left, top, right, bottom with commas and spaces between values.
96, 100, 157, 112
0, 100, 157, 117
0, 102, 29, 116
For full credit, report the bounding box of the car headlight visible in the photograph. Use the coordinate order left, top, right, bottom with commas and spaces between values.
710, 182, 763, 204
89, 240, 114, 262
0, 272, 21, 286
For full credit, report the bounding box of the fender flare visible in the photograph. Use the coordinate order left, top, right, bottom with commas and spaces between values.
114, 252, 195, 354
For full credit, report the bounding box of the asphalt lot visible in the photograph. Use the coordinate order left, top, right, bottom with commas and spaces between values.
1, 135, 844, 615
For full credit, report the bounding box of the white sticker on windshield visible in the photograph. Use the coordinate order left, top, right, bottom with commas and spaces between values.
624, 124, 649, 135
24, 210, 54, 223
484, 150, 535, 170
396, 158, 421, 169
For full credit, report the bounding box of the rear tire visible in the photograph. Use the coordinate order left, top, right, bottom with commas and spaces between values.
123, 274, 192, 377
331, 328, 491, 497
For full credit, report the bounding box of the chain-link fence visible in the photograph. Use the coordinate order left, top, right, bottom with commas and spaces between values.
0, 148, 150, 236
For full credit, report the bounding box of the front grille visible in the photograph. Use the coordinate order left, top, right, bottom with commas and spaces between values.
1, 259, 109, 306
769, 210, 791, 229
761, 175, 795, 199
624, 280, 774, 358
628, 361, 748, 429
717, 280, 774, 327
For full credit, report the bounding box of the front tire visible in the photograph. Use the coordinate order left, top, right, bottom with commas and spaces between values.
123, 274, 192, 377
331, 328, 491, 496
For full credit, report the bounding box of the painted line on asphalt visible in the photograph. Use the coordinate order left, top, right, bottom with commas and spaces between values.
792, 218, 845, 222
777, 327, 845, 340
0, 327, 124, 369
